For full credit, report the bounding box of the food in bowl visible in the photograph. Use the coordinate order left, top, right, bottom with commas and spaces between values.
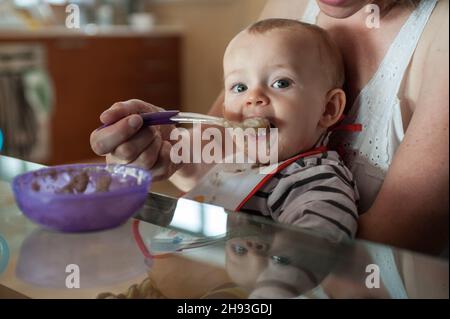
12, 164, 152, 232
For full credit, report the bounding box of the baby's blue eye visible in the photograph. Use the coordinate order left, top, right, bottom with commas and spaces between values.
231, 244, 248, 256
271, 255, 291, 265
272, 79, 291, 89
232, 83, 248, 93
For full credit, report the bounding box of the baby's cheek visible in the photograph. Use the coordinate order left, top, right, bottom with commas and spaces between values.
223, 108, 242, 122
223, 98, 243, 119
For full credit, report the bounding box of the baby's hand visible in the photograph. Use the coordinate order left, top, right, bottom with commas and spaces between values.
90, 99, 179, 180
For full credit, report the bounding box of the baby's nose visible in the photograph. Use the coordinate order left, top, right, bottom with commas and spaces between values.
246, 240, 270, 254
246, 90, 270, 107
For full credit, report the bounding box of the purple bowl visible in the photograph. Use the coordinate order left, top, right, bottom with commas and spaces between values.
12, 164, 152, 232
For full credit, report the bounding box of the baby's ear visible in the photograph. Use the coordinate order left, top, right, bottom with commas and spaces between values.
319, 88, 346, 129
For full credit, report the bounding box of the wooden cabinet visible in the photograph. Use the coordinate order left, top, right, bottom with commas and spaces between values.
0, 29, 182, 165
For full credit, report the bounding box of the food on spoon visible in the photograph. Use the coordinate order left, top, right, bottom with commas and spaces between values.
222, 117, 270, 129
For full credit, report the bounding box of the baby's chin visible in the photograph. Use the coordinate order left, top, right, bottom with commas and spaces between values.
277, 144, 310, 162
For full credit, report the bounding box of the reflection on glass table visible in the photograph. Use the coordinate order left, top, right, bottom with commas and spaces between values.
0, 155, 448, 299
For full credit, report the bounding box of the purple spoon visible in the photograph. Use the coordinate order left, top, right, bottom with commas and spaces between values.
96, 110, 229, 130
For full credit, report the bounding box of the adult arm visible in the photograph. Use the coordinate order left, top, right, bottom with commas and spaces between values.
357, 11, 449, 254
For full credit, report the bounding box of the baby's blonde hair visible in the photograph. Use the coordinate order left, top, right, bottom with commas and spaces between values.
247, 18, 345, 89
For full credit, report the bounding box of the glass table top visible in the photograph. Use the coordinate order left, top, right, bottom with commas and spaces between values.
0, 155, 448, 299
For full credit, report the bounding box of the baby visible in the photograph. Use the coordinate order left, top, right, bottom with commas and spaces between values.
185, 18, 360, 243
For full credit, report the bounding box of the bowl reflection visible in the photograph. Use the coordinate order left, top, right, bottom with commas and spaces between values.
16, 223, 148, 288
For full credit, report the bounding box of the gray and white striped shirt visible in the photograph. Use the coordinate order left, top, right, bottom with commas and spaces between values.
241, 151, 359, 242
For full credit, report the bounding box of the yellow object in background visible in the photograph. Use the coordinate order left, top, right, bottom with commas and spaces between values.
193, 195, 205, 203
15, 9, 42, 30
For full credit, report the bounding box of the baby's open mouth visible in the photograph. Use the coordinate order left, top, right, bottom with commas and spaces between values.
223, 117, 278, 138
240, 118, 278, 140
238, 117, 278, 130
226, 117, 270, 130
245, 118, 278, 132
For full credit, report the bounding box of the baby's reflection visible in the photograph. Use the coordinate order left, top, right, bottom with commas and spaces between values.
224, 215, 340, 298
223, 213, 407, 299
225, 235, 271, 293
94, 198, 419, 299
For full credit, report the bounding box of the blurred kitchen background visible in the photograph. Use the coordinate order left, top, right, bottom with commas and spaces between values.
0, 0, 265, 166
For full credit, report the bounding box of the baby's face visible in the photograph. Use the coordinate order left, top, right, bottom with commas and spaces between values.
225, 237, 270, 289
223, 29, 330, 161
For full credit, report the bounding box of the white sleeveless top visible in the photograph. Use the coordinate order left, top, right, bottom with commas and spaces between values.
300, 0, 439, 300
302, 0, 438, 213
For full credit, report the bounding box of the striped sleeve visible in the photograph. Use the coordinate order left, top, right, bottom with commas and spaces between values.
268, 155, 359, 242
